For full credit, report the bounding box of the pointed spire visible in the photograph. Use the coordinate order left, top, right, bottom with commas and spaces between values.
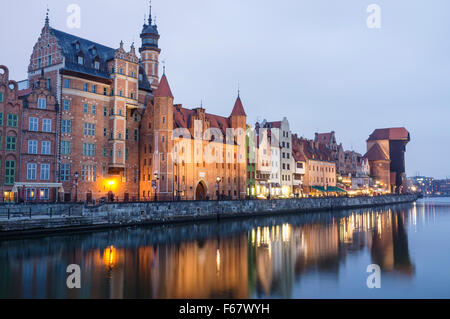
148, 0, 153, 25
154, 74, 174, 98
45, 7, 50, 26
231, 94, 247, 117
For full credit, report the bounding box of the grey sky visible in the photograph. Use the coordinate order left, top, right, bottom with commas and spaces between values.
1, 0, 448, 178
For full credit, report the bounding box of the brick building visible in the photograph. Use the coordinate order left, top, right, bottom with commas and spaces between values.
19, 9, 246, 203
292, 135, 338, 195
17, 71, 60, 202
364, 127, 410, 193
0, 65, 22, 202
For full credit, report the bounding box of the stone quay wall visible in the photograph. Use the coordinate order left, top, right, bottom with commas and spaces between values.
0, 195, 418, 237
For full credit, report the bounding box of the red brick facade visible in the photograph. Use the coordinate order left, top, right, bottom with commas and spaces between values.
0, 65, 22, 202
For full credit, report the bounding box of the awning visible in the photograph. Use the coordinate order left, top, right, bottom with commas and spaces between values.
12, 183, 64, 193
312, 186, 347, 193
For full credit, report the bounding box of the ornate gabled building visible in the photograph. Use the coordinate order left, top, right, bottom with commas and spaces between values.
17, 70, 60, 202
0, 65, 22, 202
292, 135, 337, 195
139, 74, 247, 201
15, 8, 246, 203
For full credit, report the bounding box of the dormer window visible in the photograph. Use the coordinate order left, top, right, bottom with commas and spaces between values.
139, 74, 143, 81
77, 56, 84, 65
75, 42, 80, 50
94, 60, 100, 70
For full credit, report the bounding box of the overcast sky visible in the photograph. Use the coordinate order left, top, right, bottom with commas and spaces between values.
1, 0, 449, 178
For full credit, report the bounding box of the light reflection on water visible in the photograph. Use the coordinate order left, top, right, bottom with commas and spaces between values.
1, 198, 450, 299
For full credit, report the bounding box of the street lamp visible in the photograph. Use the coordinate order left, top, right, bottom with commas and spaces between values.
153, 172, 159, 202
74, 172, 79, 202
216, 177, 222, 201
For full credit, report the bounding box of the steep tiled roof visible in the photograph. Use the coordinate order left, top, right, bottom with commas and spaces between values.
51, 28, 115, 80
292, 136, 334, 162
50, 28, 152, 92
154, 74, 173, 98
368, 127, 410, 141
315, 132, 333, 144
364, 143, 389, 161
173, 106, 231, 136
230, 96, 246, 116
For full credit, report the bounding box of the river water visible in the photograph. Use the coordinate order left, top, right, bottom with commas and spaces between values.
1, 197, 450, 299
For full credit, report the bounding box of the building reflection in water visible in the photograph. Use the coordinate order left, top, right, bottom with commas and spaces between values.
2, 202, 440, 299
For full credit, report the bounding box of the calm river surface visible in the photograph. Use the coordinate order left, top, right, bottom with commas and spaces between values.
1, 198, 450, 299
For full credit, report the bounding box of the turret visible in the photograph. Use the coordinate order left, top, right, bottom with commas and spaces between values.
139, 4, 161, 90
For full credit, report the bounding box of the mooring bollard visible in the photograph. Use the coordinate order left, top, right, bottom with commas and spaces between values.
7, 208, 10, 220
29, 208, 32, 219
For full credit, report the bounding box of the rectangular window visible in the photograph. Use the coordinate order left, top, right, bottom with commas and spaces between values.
82, 143, 95, 157
125, 149, 129, 161
38, 97, 47, 109
38, 58, 41, 68
0, 113, 3, 125
40, 188, 49, 200
92, 105, 96, 115
26, 188, 36, 200
29, 117, 38, 131
119, 90, 123, 97
92, 85, 97, 93
61, 141, 71, 155
41, 141, 51, 155
63, 100, 70, 111
83, 83, 88, 92
0, 92, 3, 103
27, 163, 37, 180
103, 148, 107, 157
134, 129, 138, 141
6, 136, 16, 151
64, 79, 70, 88
28, 140, 38, 154
60, 163, 71, 181
61, 120, 71, 133
83, 123, 96, 136
81, 165, 96, 182
5, 160, 15, 185
7, 114, 18, 127
42, 119, 52, 132
83, 103, 88, 114
48, 55, 52, 66
103, 88, 107, 96
104, 106, 107, 116
40, 164, 50, 180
